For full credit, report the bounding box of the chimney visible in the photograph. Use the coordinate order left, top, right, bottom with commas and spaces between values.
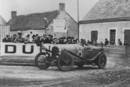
11, 11, 17, 19
59, 3, 65, 11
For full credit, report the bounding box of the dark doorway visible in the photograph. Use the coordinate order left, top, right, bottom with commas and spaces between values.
91, 31, 98, 44
124, 30, 130, 45
124, 30, 130, 57
110, 30, 116, 45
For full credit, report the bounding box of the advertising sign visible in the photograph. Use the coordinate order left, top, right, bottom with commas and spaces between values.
0, 43, 81, 57
53, 19, 67, 32
0, 43, 40, 56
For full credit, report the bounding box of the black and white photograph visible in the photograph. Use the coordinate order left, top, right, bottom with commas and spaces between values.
0, 0, 130, 87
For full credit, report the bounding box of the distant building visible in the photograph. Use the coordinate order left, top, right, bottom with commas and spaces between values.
8, 3, 78, 39
79, 0, 130, 45
0, 16, 10, 42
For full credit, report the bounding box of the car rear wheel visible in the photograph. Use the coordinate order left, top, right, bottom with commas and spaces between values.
57, 57, 74, 71
35, 53, 50, 69
96, 54, 107, 69
57, 50, 74, 71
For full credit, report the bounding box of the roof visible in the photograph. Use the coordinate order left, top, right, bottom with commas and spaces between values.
82, 0, 130, 22
8, 10, 59, 31
0, 16, 6, 25
80, 17, 130, 24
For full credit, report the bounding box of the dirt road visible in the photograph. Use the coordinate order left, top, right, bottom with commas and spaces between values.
0, 61, 129, 87
0, 47, 130, 87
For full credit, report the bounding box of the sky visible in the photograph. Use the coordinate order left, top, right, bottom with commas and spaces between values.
0, 0, 98, 21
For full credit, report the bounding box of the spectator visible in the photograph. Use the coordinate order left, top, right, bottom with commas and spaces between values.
100, 41, 103, 48
118, 39, 122, 46
3, 33, 78, 45
53, 38, 59, 44
105, 38, 109, 46
11, 34, 17, 42
15, 32, 24, 43
29, 32, 33, 42
80, 39, 87, 46
86, 40, 89, 44
24, 34, 30, 43
3, 35, 11, 42
35, 36, 41, 46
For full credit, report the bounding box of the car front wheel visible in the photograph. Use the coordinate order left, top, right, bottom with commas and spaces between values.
35, 53, 50, 69
96, 54, 107, 69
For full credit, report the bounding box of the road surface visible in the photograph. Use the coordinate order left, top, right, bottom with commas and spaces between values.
0, 56, 129, 87
0, 47, 129, 87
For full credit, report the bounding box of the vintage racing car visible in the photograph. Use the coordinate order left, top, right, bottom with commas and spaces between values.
35, 44, 107, 71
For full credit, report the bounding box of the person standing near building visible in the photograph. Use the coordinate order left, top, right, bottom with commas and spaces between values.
105, 38, 109, 46
118, 39, 122, 46
29, 32, 33, 43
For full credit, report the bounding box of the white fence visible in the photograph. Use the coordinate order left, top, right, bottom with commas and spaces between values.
0, 43, 81, 57
0, 43, 40, 56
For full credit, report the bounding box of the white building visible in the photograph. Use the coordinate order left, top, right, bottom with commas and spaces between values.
8, 3, 78, 39
79, 0, 130, 45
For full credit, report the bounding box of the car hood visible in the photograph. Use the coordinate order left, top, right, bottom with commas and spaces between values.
43, 44, 102, 55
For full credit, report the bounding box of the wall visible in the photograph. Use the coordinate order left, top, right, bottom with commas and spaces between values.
0, 43, 40, 57
80, 21, 130, 45
0, 43, 80, 57
51, 11, 78, 39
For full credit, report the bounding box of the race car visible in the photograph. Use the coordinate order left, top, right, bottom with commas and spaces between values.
35, 44, 107, 71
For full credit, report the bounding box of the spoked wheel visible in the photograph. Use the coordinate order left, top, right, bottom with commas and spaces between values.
57, 50, 74, 71
35, 53, 50, 69
96, 54, 107, 69
57, 57, 74, 71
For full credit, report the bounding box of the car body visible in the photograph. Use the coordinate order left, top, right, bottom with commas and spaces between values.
35, 44, 107, 71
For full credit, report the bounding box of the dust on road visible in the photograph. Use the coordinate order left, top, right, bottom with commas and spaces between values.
0, 46, 130, 87
0, 64, 129, 87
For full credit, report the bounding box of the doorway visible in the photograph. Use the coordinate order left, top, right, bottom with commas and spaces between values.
124, 30, 130, 45
124, 30, 130, 57
91, 31, 98, 44
110, 29, 116, 45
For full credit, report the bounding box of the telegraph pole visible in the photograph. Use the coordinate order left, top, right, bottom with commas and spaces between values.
77, 0, 80, 41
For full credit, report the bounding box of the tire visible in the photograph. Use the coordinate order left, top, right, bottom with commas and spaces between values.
57, 57, 74, 71
57, 50, 74, 71
96, 54, 107, 69
35, 53, 50, 69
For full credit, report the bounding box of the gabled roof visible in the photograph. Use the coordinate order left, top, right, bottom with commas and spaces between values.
0, 15, 6, 25
8, 10, 59, 31
83, 0, 130, 22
